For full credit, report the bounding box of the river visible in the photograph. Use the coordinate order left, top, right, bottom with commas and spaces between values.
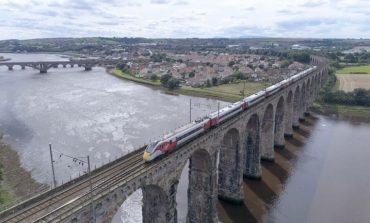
1, 53, 370, 223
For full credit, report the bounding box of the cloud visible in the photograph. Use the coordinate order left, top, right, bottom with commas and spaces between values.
276, 18, 340, 32
277, 9, 302, 15
0, 0, 369, 39
38, 10, 59, 17
151, 0, 171, 4
174, 0, 188, 6
277, 18, 324, 30
300, 0, 326, 7
244, 7, 255, 11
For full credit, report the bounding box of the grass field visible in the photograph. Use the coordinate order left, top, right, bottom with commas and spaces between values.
110, 69, 269, 102
207, 82, 270, 96
111, 69, 161, 86
179, 82, 270, 102
336, 65, 370, 74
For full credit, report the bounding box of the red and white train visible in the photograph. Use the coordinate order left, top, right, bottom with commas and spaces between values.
143, 66, 317, 162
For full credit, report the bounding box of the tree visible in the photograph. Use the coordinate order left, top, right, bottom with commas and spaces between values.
353, 88, 369, 106
160, 74, 171, 86
232, 71, 246, 80
281, 59, 292, 68
116, 62, 126, 70
167, 78, 180, 90
116, 62, 130, 73
150, 74, 158, 81
212, 77, 218, 86
189, 71, 195, 78
228, 60, 236, 67
206, 79, 212, 87
344, 53, 357, 63
291, 52, 310, 63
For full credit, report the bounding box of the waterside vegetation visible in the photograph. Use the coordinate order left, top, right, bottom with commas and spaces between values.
0, 135, 16, 211
314, 65, 370, 116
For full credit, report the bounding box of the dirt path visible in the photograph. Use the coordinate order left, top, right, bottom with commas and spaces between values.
336, 74, 370, 92
0, 135, 48, 207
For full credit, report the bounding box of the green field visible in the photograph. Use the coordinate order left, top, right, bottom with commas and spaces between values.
336, 65, 370, 74
179, 82, 270, 102
111, 69, 161, 86
110, 69, 269, 102
207, 82, 270, 96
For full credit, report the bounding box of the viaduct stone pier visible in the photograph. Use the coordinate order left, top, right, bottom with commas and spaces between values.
0, 57, 329, 223
0, 59, 120, 73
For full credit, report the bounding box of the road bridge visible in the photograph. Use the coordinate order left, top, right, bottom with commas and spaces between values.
0, 56, 329, 223
0, 59, 120, 73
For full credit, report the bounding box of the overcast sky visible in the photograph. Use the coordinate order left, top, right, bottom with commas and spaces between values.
0, 0, 369, 40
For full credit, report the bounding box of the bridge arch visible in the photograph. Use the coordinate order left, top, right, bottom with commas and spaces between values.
187, 148, 217, 223
299, 83, 306, 120
314, 74, 319, 95
218, 128, 244, 203
274, 96, 285, 148
293, 86, 301, 128
285, 90, 294, 137
321, 72, 325, 87
304, 80, 310, 111
142, 185, 173, 223
261, 104, 275, 161
309, 78, 314, 102
244, 114, 261, 178
306, 79, 311, 106
101, 179, 179, 223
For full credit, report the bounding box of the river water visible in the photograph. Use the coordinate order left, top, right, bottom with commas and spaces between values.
1, 53, 370, 223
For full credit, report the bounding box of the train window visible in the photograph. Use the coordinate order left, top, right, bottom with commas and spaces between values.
177, 127, 202, 140
146, 141, 159, 152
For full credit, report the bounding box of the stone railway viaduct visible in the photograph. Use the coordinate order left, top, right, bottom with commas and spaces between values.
0, 57, 329, 223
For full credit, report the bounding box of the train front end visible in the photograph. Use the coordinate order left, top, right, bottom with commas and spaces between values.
143, 141, 162, 162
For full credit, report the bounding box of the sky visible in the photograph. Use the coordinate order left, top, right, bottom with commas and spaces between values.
0, 0, 369, 40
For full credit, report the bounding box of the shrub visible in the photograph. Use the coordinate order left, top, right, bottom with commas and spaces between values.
150, 74, 158, 81
160, 74, 171, 86
167, 78, 180, 90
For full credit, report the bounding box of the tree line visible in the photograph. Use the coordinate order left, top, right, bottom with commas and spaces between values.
323, 89, 370, 106
319, 68, 370, 107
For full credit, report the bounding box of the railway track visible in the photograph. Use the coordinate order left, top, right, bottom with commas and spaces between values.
35, 148, 175, 223
0, 148, 145, 223
34, 157, 146, 222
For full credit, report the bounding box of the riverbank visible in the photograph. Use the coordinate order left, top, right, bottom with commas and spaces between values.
0, 135, 48, 211
312, 103, 370, 122
109, 68, 268, 102
0, 57, 10, 62
314, 65, 370, 119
